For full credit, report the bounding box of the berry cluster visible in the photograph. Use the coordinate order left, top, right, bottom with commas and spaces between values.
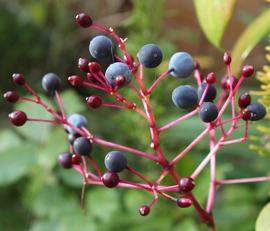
3, 13, 268, 230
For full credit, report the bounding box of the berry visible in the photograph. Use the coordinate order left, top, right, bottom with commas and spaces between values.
139, 205, 150, 216
168, 52, 194, 78
114, 75, 126, 87
105, 62, 132, 87
68, 75, 83, 87
12, 73, 25, 85
197, 82, 217, 102
76, 13, 92, 27
4, 91, 19, 103
199, 102, 219, 123
177, 196, 192, 208
242, 65, 254, 78
137, 44, 163, 68
9, 110, 27, 126
88, 62, 101, 73
221, 76, 238, 90
172, 85, 198, 110
41, 73, 61, 94
241, 109, 251, 121
72, 154, 82, 165
58, 152, 73, 169
206, 72, 216, 84
102, 171, 120, 188
104, 151, 128, 173
246, 103, 266, 121
68, 133, 81, 145
78, 58, 89, 72
89, 35, 113, 60
179, 177, 195, 193
86, 96, 102, 108
223, 52, 231, 65
238, 93, 251, 109
65, 114, 87, 134
73, 137, 92, 156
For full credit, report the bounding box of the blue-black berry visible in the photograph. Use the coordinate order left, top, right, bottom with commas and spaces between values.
58, 152, 73, 169
65, 114, 87, 134
73, 137, 92, 156
172, 85, 198, 110
246, 103, 266, 121
137, 44, 163, 68
169, 52, 194, 78
197, 82, 217, 102
89, 35, 113, 60
104, 151, 127, 173
199, 102, 218, 123
41, 73, 61, 94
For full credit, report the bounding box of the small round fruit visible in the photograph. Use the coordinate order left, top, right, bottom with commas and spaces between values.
12, 73, 25, 85
242, 65, 254, 78
238, 93, 251, 109
114, 75, 126, 87
86, 96, 102, 109
72, 154, 82, 165
66, 114, 87, 134
58, 152, 73, 169
78, 58, 89, 72
88, 62, 101, 73
246, 103, 266, 121
223, 52, 231, 65
73, 137, 92, 156
179, 177, 195, 193
206, 72, 216, 84
89, 35, 113, 60
168, 52, 194, 78
197, 82, 217, 102
241, 109, 251, 121
137, 44, 163, 68
68, 75, 83, 87
104, 151, 127, 173
76, 13, 92, 27
221, 76, 238, 90
9, 110, 27, 126
41, 73, 61, 94
177, 196, 192, 208
139, 205, 150, 216
102, 171, 120, 188
199, 102, 219, 123
4, 91, 19, 103
105, 62, 132, 87
172, 85, 198, 110
68, 133, 81, 145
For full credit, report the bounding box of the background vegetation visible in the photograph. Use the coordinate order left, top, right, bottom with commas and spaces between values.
0, 1, 270, 231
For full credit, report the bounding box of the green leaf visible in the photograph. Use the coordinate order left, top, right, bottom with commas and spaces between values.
193, 0, 236, 49
256, 203, 270, 231
231, 8, 270, 75
0, 130, 21, 152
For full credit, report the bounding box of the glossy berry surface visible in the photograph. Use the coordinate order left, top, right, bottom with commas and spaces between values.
139, 205, 150, 216
89, 35, 113, 60
86, 96, 102, 108
199, 102, 218, 123
73, 137, 92, 156
72, 154, 82, 165
12, 73, 25, 85
114, 75, 126, 87
68, 75, 83, 87
66, 114, 87, 134
102, 171, 120, 188
241, 109, 251, 121
88, 62, 101, 73
177, 196, 192, 208
197, 82, 217, 102
223, 52, 231, 65
104, 151, 127, 173
41, 73, 61, 94
242, 65, 254, 78
9, 110, 27, 126
76, 13, 92, 27
206, 72, 216, 84
169, 52, 194, 78
78, 58, 89, 72
137, 44, 163, 68
238, 93, 251, 109
172, 85, 198, 110
4, 91, 19, 103
221, 76, 238, 90
58, 152, 73, 169
68, 133, 81, 145
179, 177, 195, 193
105, 62, 132, 87
246, 103, 266, 121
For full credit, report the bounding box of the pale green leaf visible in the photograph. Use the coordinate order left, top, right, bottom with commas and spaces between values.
256, 203, 270, 231
193, 0, 236, 49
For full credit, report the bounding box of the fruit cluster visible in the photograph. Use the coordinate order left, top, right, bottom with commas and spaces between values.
3, 13, 268, 230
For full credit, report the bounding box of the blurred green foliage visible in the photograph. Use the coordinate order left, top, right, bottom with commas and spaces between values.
0, 1, 270, 231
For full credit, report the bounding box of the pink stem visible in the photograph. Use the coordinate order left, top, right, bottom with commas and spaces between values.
216, 176, 270, 185
82, 81, 108, 91
27, 118, 61, 124
55, 91, 66, 120
97, 71, 113, 90
91, 73, 109, 89
101, 103, 128, 109
24, 83, 41, 101
89, 156, 102, 178
226, 64, 236, 119
19, 97, 37, 103
126, 166, 152, 186
147, 70, 172, 94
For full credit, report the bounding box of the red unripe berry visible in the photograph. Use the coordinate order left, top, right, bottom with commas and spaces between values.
223, 52, 231, 65
206, 72, 216, 84
221, 76, 238, 90
238, 93, 251, 109
194, 61, 200, 70
88, 62, 101, 73
78, 58, 89, 72
221, 76, 228, 90
4, 91, 19, 103
75, 13, 92, 28
242, 65, 254, 78
102, 171, 120, 188
114, 75, 126, 87
86, 96, 102, 109
12, 73, 25, 85
139, 205, 150, 216
72, 154, 82, 165
241, 109, 251, 121
9, 110, 27, 126
68, 75, 83, 87
179, 177, 195, 193
177, 196, 192, 208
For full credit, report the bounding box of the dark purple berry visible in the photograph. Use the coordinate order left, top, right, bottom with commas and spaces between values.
86, 96, 102, 109
199, 102, 219, 123
41, 73, 61, 94
12, 73, 25, 85
73, 137, 92, 156
246, 103, 266, 121
137, 44, 163, 68
88, 62, 101, 73
78, 58, 89, 72
179, 177, 195, 193
89, 35, 113, 60
9, 110, 27, 126
75, 13, 92, 28
102, 171, 120, 188
177, 196, 192, 208
238, 93, 251, 109
139, 205, 150, 216
241, 109, 251, 121
68, 75, 83, 87
72, 154, 82, 165
58, 152, 73, 169
169, 52, 194, 78
198, 82, 217, 102
4, 91, 19, 103
242, 65, 254, 78
223, 52, 231, 65
104, 151, 127, 173
172, 85, 198, 110
206, 72, 216, 84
